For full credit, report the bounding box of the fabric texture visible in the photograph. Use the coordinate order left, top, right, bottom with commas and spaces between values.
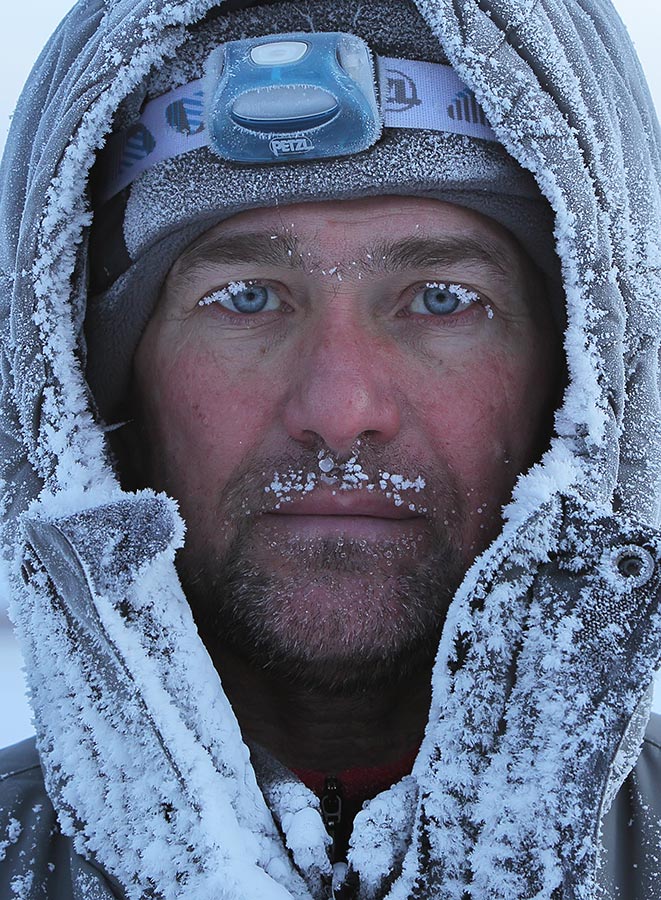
1, 724, 661, 899
0, 0, 660, 898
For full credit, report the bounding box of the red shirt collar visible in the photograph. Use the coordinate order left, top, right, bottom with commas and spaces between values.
292, 747, 419, 803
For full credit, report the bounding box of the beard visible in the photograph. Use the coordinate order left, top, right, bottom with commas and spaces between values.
172, 443, 470, 696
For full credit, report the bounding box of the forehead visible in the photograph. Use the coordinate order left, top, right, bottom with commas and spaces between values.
171, 196, 530, 280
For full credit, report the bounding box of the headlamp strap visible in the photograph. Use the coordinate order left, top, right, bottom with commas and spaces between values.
98, 52, 496, 205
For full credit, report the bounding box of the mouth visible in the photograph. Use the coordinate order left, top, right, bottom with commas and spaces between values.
260, 489, 428, 541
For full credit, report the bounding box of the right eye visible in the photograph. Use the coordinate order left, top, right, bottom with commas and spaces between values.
408, 283, 480, 317
199, 281, 282, 314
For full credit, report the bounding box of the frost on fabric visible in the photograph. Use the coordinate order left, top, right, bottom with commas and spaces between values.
349, 777, 419, 900
250, 744, 332, 897
8, 0, 319, 892
0, 817, 22, 862
463, 507, 661, 900
413, 0, 619, 471
22, 0, 226, 505
5, 0, 661, 898
9, 873, 33, 900
16, 492, 317, 899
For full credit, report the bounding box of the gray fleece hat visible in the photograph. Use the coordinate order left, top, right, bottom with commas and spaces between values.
86, 0, 560, 420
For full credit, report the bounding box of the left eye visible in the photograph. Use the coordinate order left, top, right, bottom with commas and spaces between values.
409, 283, 479, 316
199, 281, 281, 314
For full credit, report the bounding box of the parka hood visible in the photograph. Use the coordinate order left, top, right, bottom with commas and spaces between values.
2, 1, 661, 898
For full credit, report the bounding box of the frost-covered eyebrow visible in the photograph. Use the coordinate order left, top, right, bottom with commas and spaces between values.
171, 232, 304, 284
171, 229, 514, 285
366, 235, 513, 280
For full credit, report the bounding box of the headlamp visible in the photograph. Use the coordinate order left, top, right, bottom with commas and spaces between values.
205, 33, 381, 163
97, 31, 497, 204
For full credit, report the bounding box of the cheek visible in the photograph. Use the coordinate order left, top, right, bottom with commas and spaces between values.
135, 336, 282, 500
411, 337, 554, 500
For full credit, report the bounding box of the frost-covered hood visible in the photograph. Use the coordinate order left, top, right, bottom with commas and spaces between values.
2, 1, 661, 898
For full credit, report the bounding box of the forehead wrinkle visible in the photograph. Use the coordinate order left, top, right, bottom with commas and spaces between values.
169, 228, 522, 291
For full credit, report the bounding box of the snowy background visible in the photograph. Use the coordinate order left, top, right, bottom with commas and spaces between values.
1, 0, 661, 747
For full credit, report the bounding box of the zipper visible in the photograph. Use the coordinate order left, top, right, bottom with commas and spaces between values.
321, 775, 353, 899
320, 775, 343, 862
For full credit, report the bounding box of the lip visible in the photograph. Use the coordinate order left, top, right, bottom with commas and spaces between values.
266, 488, 422, 519
258, 488, 428, 541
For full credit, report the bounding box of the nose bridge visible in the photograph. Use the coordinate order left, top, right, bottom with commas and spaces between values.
316, 311, 374, 382
283, 307, 401, 453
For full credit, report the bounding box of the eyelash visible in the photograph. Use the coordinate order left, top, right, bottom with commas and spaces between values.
198, 280, 490, 322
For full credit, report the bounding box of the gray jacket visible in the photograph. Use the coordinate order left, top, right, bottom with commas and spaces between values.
1, 0, 661, 898
1, 720, 661, 898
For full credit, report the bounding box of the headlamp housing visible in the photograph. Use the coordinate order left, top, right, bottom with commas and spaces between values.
204, 33, 381, 163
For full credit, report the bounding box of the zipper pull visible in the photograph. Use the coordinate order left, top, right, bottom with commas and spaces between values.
332, 862, 350, 899
320, 775, 343, 854
321, 777, 358, 898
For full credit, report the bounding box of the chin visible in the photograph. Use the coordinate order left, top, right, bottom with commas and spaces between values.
181, 552, 460, 694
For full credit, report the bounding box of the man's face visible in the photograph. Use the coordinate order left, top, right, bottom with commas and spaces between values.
133, 197, 558, 690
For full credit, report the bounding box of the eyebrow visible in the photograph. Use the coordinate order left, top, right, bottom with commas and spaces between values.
171, 232, 304, 284
365, 235, 513, 279
170, 229, 515, 286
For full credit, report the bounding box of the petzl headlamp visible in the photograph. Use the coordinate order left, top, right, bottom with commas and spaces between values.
206, 33, 381, 163
97, 31, 497, 204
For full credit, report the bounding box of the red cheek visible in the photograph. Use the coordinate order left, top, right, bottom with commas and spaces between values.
413, 350, 539, 479
153, 347, 280, 466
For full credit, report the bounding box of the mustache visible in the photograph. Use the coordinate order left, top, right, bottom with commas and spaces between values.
213, 441, 457, 523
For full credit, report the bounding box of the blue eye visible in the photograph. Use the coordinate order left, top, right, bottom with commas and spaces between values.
230, 284, 270, 313
409, 283, 479, 316
199, 281, 281, 313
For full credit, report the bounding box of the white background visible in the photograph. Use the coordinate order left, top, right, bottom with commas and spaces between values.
1, 2, 661, 746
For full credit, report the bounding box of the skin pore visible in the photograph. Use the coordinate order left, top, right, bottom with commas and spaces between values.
131, 196, 559, 773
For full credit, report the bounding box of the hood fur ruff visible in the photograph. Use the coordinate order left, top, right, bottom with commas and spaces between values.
1, 1, 661, 898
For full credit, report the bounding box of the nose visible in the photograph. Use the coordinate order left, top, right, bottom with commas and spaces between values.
282, 316, 402, 455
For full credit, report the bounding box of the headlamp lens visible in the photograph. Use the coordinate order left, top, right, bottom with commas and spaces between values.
231, 86, 339, 131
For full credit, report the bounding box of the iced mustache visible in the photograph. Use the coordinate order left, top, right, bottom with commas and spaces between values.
261, 445, 429, 515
